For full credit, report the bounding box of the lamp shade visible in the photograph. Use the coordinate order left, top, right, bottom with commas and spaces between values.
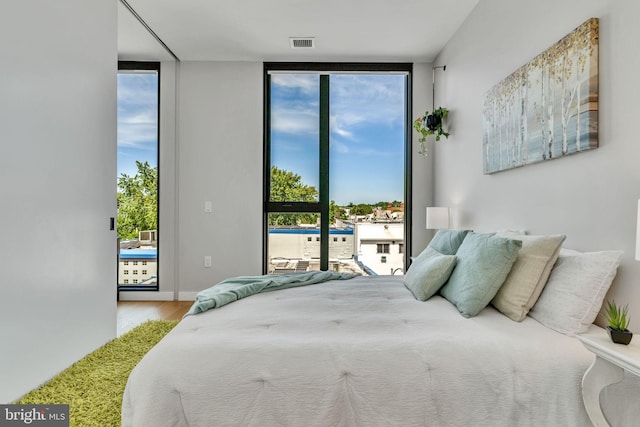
426, 207, 450, 230
636, 200, 640, 261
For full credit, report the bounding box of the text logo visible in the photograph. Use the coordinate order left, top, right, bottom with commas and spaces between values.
0, 405, 68, 427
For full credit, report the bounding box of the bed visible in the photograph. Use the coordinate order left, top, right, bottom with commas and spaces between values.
124, 275, 598, 426
122, 230, 635, 426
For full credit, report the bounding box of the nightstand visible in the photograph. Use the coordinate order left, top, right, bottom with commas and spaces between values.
577, 325, 640, 427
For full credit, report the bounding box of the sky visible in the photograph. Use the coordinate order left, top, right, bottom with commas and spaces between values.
117, 71, 159, 180
271, 73, 406, 206
117, 70, 406, 206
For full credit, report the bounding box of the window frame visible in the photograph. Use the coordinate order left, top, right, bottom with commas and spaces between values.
117, 61, 161, 293
263, 62, 413, 273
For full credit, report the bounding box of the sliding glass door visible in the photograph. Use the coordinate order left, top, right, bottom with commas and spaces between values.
264, 63, 411, 276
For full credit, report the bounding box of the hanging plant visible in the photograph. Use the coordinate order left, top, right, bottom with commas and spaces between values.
413, 107, 450, 156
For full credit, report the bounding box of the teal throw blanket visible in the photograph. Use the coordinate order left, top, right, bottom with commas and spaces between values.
185, 270, 359, 316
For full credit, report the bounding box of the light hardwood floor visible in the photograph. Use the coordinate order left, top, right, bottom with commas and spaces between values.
117, 300, 193, 336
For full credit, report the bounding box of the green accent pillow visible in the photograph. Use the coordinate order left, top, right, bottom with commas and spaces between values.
440, 232, 522, 317
428, 229, 471, 255
403, 247, 457, 301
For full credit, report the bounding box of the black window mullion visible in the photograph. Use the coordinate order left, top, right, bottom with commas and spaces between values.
265, 202, 321, 213
319, 75, 330, 271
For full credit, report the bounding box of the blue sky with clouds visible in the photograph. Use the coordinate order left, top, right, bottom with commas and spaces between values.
270, 73, 406, 206
117, 72, 158, 179
117, 71, 405, 206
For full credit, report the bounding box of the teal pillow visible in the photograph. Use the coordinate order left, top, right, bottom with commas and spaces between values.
428, 229, 471, 255
440, 232, 522, 317
403, 247, 457, 301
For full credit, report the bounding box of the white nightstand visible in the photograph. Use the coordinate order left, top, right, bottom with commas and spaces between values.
577, 325, 640, 427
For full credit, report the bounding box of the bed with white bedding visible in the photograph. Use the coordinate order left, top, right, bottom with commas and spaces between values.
122, 275, 597, 427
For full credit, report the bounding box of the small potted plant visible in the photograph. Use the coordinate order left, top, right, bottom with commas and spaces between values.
604, 300, 633, 345
413, 107, 450, 156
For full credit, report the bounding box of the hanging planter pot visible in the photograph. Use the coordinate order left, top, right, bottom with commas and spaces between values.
414, 65, 450, 156
426, 113, 442, 131
413, 107, 450, 156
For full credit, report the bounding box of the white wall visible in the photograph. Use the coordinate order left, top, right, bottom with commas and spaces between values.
159, 61, 179, 298
411, 63, 435, 255
0, 0, 117, 402
432, 0, 640, 329
176, 62, 264, 297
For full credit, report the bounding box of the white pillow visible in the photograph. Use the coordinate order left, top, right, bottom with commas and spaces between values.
492, 232, 566, 322
528, 249, 623, 335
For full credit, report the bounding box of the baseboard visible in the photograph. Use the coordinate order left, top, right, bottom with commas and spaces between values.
178, 292, 198, 301
118, 291, 175, 301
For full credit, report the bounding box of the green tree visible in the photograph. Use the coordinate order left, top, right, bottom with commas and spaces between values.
350, 203, 373, 216
329, 200, 347, 223
269, 166, 318, 226
117, 161, 157, 240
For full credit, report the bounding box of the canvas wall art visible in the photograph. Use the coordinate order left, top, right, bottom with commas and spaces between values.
482, 18, 599, 174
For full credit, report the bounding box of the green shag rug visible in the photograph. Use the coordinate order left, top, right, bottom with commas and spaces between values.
16, 319, 179, 427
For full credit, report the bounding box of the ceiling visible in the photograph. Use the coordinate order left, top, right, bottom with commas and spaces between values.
117, 0, 479, 63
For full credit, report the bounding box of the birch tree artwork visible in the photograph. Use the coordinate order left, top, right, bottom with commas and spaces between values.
482, 18, 599, 174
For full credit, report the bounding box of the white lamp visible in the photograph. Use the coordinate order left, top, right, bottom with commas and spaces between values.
426, 207, 451, 229
636, 199, 640, 261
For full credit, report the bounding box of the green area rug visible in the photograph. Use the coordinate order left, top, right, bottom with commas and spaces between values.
17, 320, 178, 427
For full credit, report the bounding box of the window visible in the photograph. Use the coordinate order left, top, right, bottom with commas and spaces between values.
133, 270, 138, 275
307, 237, 312, 242
399, 243, 404, 254
123, 279, 129, 284
117, 61, 160, 291
124, 270, 129, 275
142, 270, 148, 275
264, 63, 412, 274
377, 243, 390, 254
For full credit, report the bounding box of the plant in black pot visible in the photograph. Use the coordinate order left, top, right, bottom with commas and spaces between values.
604, 300, 633, 345
413, 107, 450, 156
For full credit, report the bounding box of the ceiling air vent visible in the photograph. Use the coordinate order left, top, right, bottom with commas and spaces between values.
289, 37, 315, 49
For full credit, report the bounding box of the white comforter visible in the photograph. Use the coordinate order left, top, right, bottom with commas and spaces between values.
122, 275, 595, 427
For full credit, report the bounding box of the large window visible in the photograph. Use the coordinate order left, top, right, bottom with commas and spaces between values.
117, 61, 160, 291
264, 63, 412, 276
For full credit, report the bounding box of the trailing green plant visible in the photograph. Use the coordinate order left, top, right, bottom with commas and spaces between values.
604, 300, 631, 331
413, 107, 450, 156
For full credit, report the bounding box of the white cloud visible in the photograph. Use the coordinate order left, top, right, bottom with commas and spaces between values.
270, 74, 406, 160
330, 74, 405, 130
271, 108, 318, 134
330, 138, 350, 154
117, 73, 158, 150
271, 74, 318, 94
330, 117, 354, 139
120, 111, 156, 125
